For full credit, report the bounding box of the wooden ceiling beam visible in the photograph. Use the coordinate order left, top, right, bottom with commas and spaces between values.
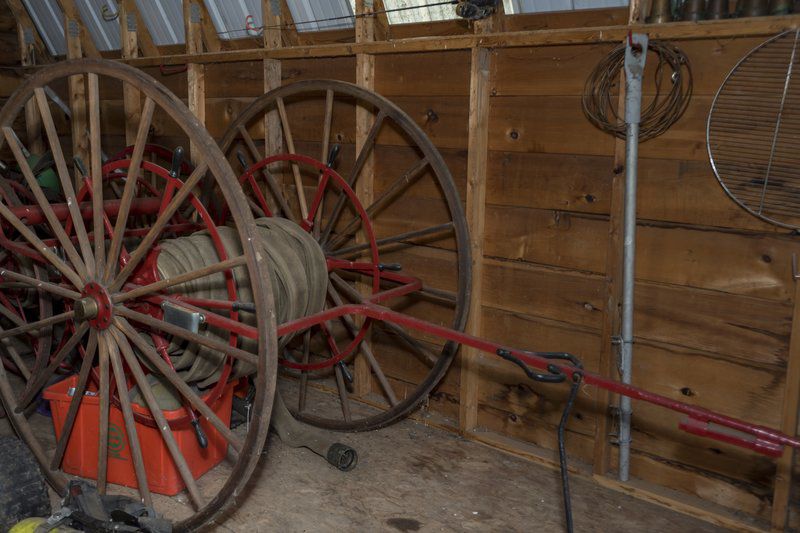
197, 1, 222, 53
279, 0, 299, 47
372, 0, 390, 41
121, 14, 800, 67
58, 0, 101, 58
120, 0, 159, 57
5, 0, 53, 63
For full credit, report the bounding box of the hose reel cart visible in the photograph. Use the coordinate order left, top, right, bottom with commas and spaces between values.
1, 59, 800, 532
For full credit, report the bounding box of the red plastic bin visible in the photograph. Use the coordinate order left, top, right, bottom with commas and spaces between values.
43, 373, 234, 496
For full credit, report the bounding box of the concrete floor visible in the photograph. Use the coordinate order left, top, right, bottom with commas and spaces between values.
1, 385, 723, 532
209, 413, 721, 532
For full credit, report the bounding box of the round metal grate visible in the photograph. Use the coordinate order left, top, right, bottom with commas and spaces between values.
708, 30, 800, 229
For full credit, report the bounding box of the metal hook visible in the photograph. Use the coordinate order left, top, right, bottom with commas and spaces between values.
792, 253, 799, 281
101, 3, 119, 22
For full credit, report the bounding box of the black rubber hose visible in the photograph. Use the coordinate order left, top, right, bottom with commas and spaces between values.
559, 372, 583, 533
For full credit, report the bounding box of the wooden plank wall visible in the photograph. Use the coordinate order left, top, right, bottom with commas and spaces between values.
365, 30, 798, 529
482, 34, 797, 526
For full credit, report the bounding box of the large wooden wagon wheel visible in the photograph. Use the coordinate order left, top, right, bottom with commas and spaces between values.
0, 59, 277, 531
217, 80, 471, 431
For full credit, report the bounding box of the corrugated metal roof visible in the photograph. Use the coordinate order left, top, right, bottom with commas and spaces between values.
22, 0, 66, 56
503, 0, 627, 14
205, 0, 263, 40
134, 0, 185, 46
287, 0, 354, 32
380, 0, 458, 24
76, 0, 121, 51
22, 0, 631, 55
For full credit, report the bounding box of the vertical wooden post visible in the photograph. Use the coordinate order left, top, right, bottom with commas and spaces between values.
64, 7, 88, 186
263, 0, 283, 158
184, 1, 205, 165
459, 12, 497, 434
593, 10, 637, 476
770, 267, 800, 530
119, 1, 141, 146
353, 0, 377, 398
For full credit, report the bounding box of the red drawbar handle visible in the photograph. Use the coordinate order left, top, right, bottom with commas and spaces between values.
679, 417, 784, 458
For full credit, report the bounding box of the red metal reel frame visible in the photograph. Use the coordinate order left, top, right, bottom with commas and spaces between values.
108, 143, 195, 177
2, 156, 242, 429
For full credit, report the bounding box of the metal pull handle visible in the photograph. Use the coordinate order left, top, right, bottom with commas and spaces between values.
170, 146, 184, 179
327, 144, 340, 168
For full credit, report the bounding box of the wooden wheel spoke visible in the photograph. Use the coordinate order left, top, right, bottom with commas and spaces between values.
328, 283, 398, 406
104, 97, 156, 282
0, 292, 27, 328
330, 273, 438, 366
113, 255, 247, 304
276, 96, 309, 220
334, 363, 352, 422
110, 328, 205, 508
0, 311, 75, 342
0, 268, 81, 300
321, 89, 334, 163
332, 222, 455, 258
2, 127, 88, 279
88, 74, 105, 276
110, 163, 208, 292
51, 330, 97, 470
319, 111, 386, 245
327, 157, 430, 250
104, 332, 153, 507
0, 197, 83, 289
0, 332, 31, 381
114, 317, 244, 452
18, 322, 89, 409
237, 125, 294, 220
96, 332, 111, 494
33, 88, 95, 275
114, 306, 257, 367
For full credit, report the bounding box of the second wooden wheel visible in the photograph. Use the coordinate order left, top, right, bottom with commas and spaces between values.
218, 79, 471, 431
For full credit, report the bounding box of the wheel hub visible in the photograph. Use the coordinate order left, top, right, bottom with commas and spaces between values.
78, 282, 112, 330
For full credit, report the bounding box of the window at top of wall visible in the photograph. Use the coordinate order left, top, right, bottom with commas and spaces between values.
376, 0, 459, 24
503, 0, 628, 15
134, 0, 185, 46
286, 0, 355, 32
22, 0, 66, 56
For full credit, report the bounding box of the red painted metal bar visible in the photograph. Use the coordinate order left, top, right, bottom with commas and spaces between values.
275, 302, 800, 453
5, 197, 162, 226
116, 263, 800, 452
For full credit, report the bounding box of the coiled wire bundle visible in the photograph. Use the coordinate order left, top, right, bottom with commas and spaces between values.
582, 40, 693, 141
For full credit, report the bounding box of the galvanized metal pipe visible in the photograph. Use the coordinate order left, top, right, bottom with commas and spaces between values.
619, 33, 648, 483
